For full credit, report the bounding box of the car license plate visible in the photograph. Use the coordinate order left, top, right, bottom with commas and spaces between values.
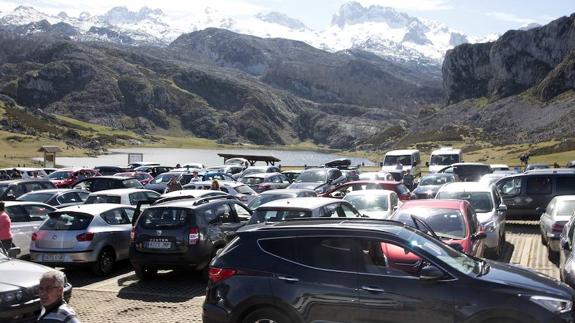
145, 241, 172, 249
43, 254, 64, 262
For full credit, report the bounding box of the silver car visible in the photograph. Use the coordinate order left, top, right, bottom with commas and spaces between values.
541, 195, 575, 260
5, 201, 56, 257
30, 204, 136, 276
436, 182, 507, 259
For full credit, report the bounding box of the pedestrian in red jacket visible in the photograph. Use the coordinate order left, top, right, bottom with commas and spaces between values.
0, 202, 13, 251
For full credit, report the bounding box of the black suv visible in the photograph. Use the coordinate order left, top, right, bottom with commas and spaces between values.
130, 196, 252, 280
496, 169, 575, 217
204, 219, 575, 323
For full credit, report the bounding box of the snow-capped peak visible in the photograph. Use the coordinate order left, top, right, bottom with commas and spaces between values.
256, 12, 308, 31
331, 2, 413, 28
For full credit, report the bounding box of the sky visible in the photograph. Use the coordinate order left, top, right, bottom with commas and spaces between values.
0, 0, 574, 37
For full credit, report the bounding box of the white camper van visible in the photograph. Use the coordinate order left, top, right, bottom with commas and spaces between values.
381, 149, 421, 177
427, 147, 463, 173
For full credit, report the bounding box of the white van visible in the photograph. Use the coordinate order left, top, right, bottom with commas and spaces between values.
427, 147, 463, 173
381, 149, 421, 177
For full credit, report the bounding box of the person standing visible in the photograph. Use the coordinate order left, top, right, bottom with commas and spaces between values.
190, 170, 201, 182
0, 202, 13, 252
38, 270, 79, 322
402, 169, 415, 191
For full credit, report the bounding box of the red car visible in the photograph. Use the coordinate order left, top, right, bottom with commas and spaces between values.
47, 168, 100, 188
114, 171, 155, 186
321, 180, 411, 201
389, 199, 486, 261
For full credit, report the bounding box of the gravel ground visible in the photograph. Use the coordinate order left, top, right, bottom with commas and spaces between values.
66, 221, 559, 322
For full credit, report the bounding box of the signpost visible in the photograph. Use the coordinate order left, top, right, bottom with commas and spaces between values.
37, 146, 62, 168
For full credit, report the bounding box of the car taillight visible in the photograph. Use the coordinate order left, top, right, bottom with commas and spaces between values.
209, 267, 237, 283
32, 232, 38, 241
552, 223, 565, 232
130, 227, 136, 242
76, 232, 95, 241
189, 227, 199, 245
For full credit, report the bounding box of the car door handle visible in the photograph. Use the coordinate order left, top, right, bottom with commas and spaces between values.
361, 286, 386, 293
277, 276, 299, 283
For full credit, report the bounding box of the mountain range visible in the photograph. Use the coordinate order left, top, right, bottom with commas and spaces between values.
0, 2, 491, 65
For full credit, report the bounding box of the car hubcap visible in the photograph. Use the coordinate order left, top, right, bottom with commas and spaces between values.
101, 252, 114, 272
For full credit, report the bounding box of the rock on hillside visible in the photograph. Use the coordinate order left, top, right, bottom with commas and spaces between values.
443, 13, 575, 103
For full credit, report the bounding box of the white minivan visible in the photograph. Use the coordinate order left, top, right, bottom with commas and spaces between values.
381, 149, 421, 177
427, 147, 463, 173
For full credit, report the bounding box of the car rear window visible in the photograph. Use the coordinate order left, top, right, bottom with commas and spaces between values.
251, 209, 312, 223
85, 195, 121, 204
436, 191, 493, 213
235, 185, 256, 195
40, 212, 93, 231
392, 208, 466, 239
123, 179, 144, 188
240, 177, 264, 185
557, 201, 575, 216
139, 207, 190, 229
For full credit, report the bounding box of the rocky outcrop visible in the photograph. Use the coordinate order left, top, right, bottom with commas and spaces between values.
537, 49, 575, 100
443, 13, 575, 103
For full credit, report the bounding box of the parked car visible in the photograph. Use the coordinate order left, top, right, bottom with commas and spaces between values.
134, 165, 173, 178
438, 163, 492, 182
145, 171, 233, 194
94, 166, 126, 176
390, 199, 486, 257
248, 197, 361, 224
427, 147, 463, 173
17, 189, 90, 208
204, 219, 575, 323
30, 204, 136, 275
48, 168, 100, 188
4, 201, 56, 257
491, 164, 511, 172
559, 215, 575, 286
496, 169, 575, 218
235, 166, 282, 180
84, 188, 161, 206
181, 162, 206, 170
540, 195, 575, 261
183, 181, 258, 204
436, 182, 507, 259
239, 172, 290, 193
205, 165, 244, 175
321, 180, 411, 201
343, 190, 399, 219
0, 167, 48, 179
479, 172, 515, 186
358, 171, 394, 181
114, 171, 155, 185
287, 167, 347, 194
281, 170, 302, 183
0, 244, 72, 322
128, 162, 159, 169
0, 179, 57, 200
411, 173, 457, 199
73, 176, 143, 192
525, 163, 550, 171
130, 196, 252, 280
247, 189, 316, 210
154, 190, 229, 205
381, 149, 422, 177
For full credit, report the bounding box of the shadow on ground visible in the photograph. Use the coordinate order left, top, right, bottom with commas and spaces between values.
116, 270, 207, 302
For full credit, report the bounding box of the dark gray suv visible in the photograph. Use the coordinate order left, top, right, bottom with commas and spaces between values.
129, 196, 252, 280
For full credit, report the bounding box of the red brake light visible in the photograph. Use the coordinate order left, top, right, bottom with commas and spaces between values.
189, 227, 199, 245
76, 232, 95, 241
209, 267, 237, 283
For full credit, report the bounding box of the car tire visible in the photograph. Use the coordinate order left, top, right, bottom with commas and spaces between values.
242, 307, 291, 323
92, 248, 115, 276
548, 245, 559, 262
133, 264, 158, 280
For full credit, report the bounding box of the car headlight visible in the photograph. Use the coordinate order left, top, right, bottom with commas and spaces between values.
529, 296, 572, 314
0, 290, 24, 305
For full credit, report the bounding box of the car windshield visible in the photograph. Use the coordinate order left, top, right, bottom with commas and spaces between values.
344, 195, 389, 213
294, 169, 327, 183
436, 191, 493, 213
557, 201, 575, 216
18, 192, 53, 203
48, 171, 72, 180
396, 228, 480, 276
430, 154, 460, 166
420, 175, 455, 186
392, 208, 466, 239
383, 155, 412, 166
251, 209, 313, 223
40, 212, 93, 231
85, 195, 121, 204
151, 174, 176, 184
248, 194, 294, 209
240, 177, 264, 185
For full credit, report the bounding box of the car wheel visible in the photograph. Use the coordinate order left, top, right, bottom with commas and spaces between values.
242, 308, 291, 323
92, 248, 115, 276
133, 264, 158, 280
548, 245, 559, 262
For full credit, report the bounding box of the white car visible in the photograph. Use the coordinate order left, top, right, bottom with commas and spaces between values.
156, 189, 229, 204
343, 190, 400, 219
540, 195, 575, 259
183, 181, 258, 204
435, 182, 507, 259
4, 201, 56, 257
84, 188, 161, 206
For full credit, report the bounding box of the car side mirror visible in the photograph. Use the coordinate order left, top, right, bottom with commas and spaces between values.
419, 265, 444, 281
497, 204, 508, 212
471, 231, 487, 241
448, 243, 464, 252
8, 247, 21, 258
561, 239, 571, 251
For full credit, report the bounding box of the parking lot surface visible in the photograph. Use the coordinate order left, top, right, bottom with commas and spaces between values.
67, 221, 558, 322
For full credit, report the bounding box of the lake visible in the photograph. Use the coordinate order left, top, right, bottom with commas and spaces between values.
53, 148, 377, 168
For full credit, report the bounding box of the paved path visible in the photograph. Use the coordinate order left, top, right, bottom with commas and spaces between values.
67, 221, 559, 322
